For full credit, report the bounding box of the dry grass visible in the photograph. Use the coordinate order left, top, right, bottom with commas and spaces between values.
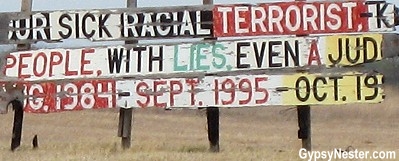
1, 86, 399, 161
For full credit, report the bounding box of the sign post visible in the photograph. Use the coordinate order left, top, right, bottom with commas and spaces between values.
117, 0, 137, 150
10, 0, 32, 151
295, 0, 311, 151
203, 0, 220, 153
297, 105, 311, 151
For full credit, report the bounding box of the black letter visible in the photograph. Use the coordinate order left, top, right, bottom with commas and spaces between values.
58, 14, 72, 39
347, 38, 360, 64
107, 48, 124, 74
329, 76, 343, 101
313, 77, 327, 101
364, 75, 379, 100
99, 14, 112, 38
125, 49, 130, 73
75, 13, 80, 38
295, 76, 310, 102
363, 37, 378, 63
149, 46, 163, 72
268, 41, 282, 68
284, 40, 299, 67
236, 42, 250, 68
133, 47, 146, 72
375, 2, 393, 28
329, 38, 343, 66
82, 13, 95, 38
253, 42, 266, 68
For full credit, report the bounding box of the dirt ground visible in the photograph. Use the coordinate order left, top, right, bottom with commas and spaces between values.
1, 87, 399, 161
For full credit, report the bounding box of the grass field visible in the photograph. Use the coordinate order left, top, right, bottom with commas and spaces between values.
1, 87, 399, 161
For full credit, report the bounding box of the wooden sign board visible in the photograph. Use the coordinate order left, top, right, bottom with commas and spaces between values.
0, 5, 213, 44
116, 72, 383, 108
0, 1, 396, 44
213, 1, 396, 37
17, 80, 116, 113
3, 72, 382, 113
4, 33, 393, 81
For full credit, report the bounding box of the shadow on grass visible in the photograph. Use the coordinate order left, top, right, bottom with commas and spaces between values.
178, 145, 208, 153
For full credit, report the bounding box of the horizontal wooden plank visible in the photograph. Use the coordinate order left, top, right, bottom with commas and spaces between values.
0, 1, 397, 44
3, 33, 392, 81
0, 79, 116, 113
213, 1, 396, 37
0, 71, 382, 113
116, 72, 383, 108
0, 5, 214, 44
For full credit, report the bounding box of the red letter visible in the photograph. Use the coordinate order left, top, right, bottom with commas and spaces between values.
255, 77, 269, 104
33, 52, 48, 77
221, 78, 235, 105
214, 79, 219, 105
18, 53, 32, 79
81, 49, 94, 75
186, 79, 198, 106
96, 81, 116, 108
65, 51, 78, 76
4, 55, 16, 74
154, 80, 167, 108
49, 51, 63, 77
169, 80, 183, 107
307, 40, 321, 65
238, 78, 252, 105
136, 82, 150, 108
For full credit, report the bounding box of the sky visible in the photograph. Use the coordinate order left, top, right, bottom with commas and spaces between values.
0, 0, 283, 12
0, 0, 395, 12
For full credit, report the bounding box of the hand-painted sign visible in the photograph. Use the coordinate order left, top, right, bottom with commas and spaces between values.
116, 73, 383, 108
116, 72, 383, 108
0, 80, 116, 113
5, 72, 382, 113
1, 5, 212, 43
213, 1, 395, 37
5, 33, 390, 81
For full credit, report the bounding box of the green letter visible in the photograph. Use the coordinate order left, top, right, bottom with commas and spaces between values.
173, 45, 187, 71
196, 43, 210, 70
189, 45, 196, 70
212, 43, 226, 69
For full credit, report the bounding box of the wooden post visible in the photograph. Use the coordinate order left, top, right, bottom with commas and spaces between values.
9, 0, 33, 151
18, 0, 32, 50
297, 105, 311, 151
117, 0, 137, 150
203, 0, 213, 4
10, 100, 24, 151
202, 0, 220, 153
206, 107, 219, 152
293, 0, 311, 151
118, 108, 133, 149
